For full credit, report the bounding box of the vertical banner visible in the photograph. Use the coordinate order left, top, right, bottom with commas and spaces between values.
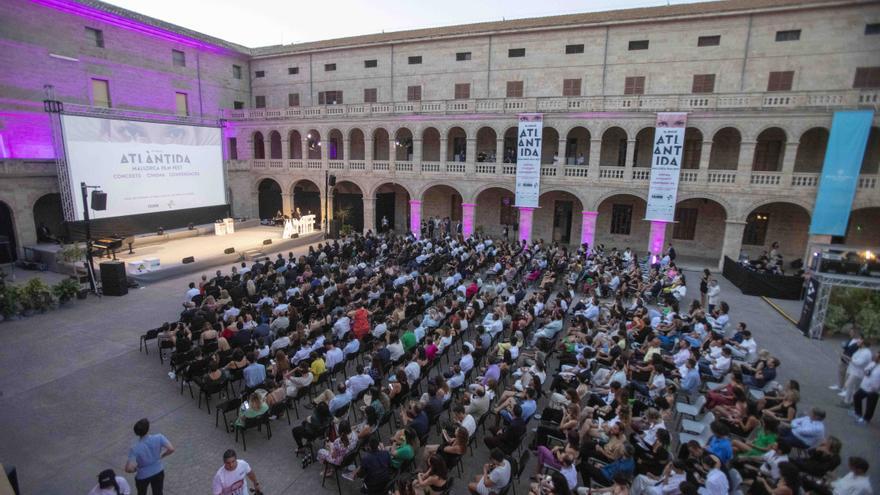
645, 112, 688, 222
797, 276, 820, 336
809, 110, 874, 236
515, 113, 543, 208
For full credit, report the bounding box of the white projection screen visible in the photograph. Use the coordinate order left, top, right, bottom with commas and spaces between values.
60, 115, 226, 220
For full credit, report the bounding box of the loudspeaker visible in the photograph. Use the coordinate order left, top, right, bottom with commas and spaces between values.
182, 256, 195, 264
224, 247, 235, 254
328, 174, 336, 186
100, 261, 128, 296
291, 233, 299, 239
91, 190, 107, 210
263, 239, 272, 245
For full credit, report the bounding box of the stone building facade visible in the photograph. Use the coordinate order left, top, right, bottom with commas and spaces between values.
1, 0, 879, 268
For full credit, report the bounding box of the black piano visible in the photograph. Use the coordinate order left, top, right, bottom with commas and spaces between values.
92, 236, 123, 259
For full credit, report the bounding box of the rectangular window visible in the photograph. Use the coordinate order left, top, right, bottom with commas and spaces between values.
506, 80, 524, 98
562, 78, 582, 97
610, 204, 633, 235
324, 63, 336, 71
691, 74, 716, 93
364, 88, 377, 103
228, 137, 238, 160
408, 56, 422, 65
775, 29, 801, 42
673, 208, 698, 240
767, 71, 794, 91
288, 66, 299, 75
697, 35, 721, 47
91, 78, 110, 107
172, 49, 186, 67
508, 48, 526, 58
364, 59, 377, 68
254, 70, 265, 78
454, 83, 470, 100
288, 93, 300, 107
743, 212, 770, 245
628, 40, 649, 50
318, 90, 343, 104
624, 76, 645, 95
456, 52, 471, 61
407, 85, 422, 101
232, 65, 242, 79
254, 95, 266, 108
853, 67, 880, 88
233, 101, 244, 110
565, 44, 584, 54
866, 23, 880, 35
85, 27, 104, 48
174, 92, 188, 116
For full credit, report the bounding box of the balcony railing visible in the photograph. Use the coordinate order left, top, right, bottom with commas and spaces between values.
225, 89, 880, 121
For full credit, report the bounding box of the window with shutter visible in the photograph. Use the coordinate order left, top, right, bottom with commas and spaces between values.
454, 83, 470, 99
506, 81, 523, 98
562, 78, 581, 97
624, 76, 645, 95
767, 71, 794, 91
691, 74, 716, 93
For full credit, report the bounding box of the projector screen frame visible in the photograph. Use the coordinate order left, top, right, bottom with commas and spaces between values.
56, 110, 227, 223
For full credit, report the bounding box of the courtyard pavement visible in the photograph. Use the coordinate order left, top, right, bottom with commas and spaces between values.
0, 248, 877, 494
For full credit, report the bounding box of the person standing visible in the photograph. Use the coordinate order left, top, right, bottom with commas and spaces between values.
212, 449, 262, 495
124, 418, 174, 495
853, 352, 880, 425
700, 269, 711, 308
842, 340, 873, 405
706, 280, 721, 314
830, 329, 862, 391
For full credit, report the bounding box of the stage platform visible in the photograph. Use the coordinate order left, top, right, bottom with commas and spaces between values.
103, 225, 323, 284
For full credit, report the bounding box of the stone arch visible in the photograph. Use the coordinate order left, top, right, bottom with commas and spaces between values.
564, 126, 591, 165
476, 127, 497, 162
420, 182, 464, 225
0, 200, 16, 262
32, 193, 64, 242
447, 126, 467, 162
326, 128, 344, 160
331, 180, 365, 233
861, 126, 880, 174
252, 131, 265, 159
306, 129, 322, 160
288, 130, 302, 159
268, 130, 282, 159
793, 127, 829, 173
600, 126, 628, 167
594, 193, 649, 248
591, 189, 648, 211
740, 200, 811, 261
682, 127, 704, 170
536, 189, 586, 244
541, 126, 560, 164
709, 127, 741, 170
372, 182, 413, 233
372, 128, 390, 161
752, 127, 788, 172
737, 197, 812, 222
349, 128, 365, 160
291, 178, 322, 225
671, 197, 729, 259
633, 127, 654, 168
422, 127, 441, 161
675, 191, 733, 217
368, 181, 416, 200
473, 186, 517, 237
502, 126, 518, 163
394, 127, 414, 161
257, 177, 283, 220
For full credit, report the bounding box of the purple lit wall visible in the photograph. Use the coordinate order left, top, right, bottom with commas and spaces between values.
461, 203, 475, 237
0, 110, 55, 159
580, 211, 598, 248
649, 220, 668, 257
409, 200, 422, 239
518, 206, 535, 244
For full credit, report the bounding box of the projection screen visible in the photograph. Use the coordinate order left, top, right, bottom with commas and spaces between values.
60, 115, 226, 220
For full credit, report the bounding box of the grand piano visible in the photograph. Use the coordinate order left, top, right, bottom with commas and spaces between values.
92, 236, 123, 259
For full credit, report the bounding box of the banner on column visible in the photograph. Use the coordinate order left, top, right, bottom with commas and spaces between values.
797, 276, 820, 336
645, 112, 687, 222
515, 113, 543, 208
809, 110, 874, 236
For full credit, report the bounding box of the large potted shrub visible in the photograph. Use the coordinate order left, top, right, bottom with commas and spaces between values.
53, 277, 80, 305
0, 284, 21, 321
19, 278, 55, 315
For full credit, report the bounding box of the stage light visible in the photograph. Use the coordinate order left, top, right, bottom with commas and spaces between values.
307, 133, 312, 139
864, 250, 876, 261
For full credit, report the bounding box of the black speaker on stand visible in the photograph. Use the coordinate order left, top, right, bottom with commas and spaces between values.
100, 261, 128, 296
90, 190, 107, 210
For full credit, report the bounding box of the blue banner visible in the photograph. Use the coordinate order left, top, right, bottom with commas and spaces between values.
809, 110, 874, 236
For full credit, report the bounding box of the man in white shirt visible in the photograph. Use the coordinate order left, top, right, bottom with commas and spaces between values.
728, 329, 757, 361
779, 408, 826, 449
323, 342, 344, 371
345, 366, 374, 398
332, 314, 351, 341
843, 340, 873, 404
830, 457, 872, 495
404, 355, 421, 385
372, 320, 388, 340
184, 282, 200, 303
697, 454, 728, 495
212, 449, 261, 495
387, 336, 405, 362
459, 347, 475, 375
853, 352, 880, 424
631, 460, 687, 495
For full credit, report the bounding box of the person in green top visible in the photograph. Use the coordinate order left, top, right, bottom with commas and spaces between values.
732, 415, 779, 457
386, 427, 416, 469
235, 392, 269, 427
401, 327, 417, 353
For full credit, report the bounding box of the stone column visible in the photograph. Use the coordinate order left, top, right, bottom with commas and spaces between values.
343, 137, 350, 168
365, 138, 374, 171
781, 141, 799, 173
413, 138, 423, 171
558, 138, 568, 164
580, 211, 598, 248
461, 203, 476, 237
648, 220, 669, 259
624, 139, 637, 179
699, 140, 713, 169
588, 138, 602, 179
718, 220, 747, 270
320, 134, 329, 169
439, 138, 448, 164
466, 138, 477, 174
281, 138, 289, 159
389, 139, 397, 170
362, 196, 376, 235
496, 138, 505, 163
409, 200, 422, 239
737, 141, 757, 172
518, 206, 535, 244
301, 137, 310, 163
805, 234, 833, 268
282, 191, 293, 217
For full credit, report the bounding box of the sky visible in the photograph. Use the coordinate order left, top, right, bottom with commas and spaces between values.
102, 0, 710, 48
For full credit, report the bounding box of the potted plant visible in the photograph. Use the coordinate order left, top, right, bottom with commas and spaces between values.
0, 283, 21, 321
59, 244, 86, 276
53, 277, 80, 305
20, 278, 55, 315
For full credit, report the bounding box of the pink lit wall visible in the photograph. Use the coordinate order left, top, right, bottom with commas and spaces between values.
580, 211, 598, 247
518, 206, 534, 244
649, 220, 668, 257
461, 203, 475, 237
409, 200, 422, 239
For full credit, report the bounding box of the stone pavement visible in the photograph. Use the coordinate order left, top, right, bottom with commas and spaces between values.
0, 253, 877, 494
